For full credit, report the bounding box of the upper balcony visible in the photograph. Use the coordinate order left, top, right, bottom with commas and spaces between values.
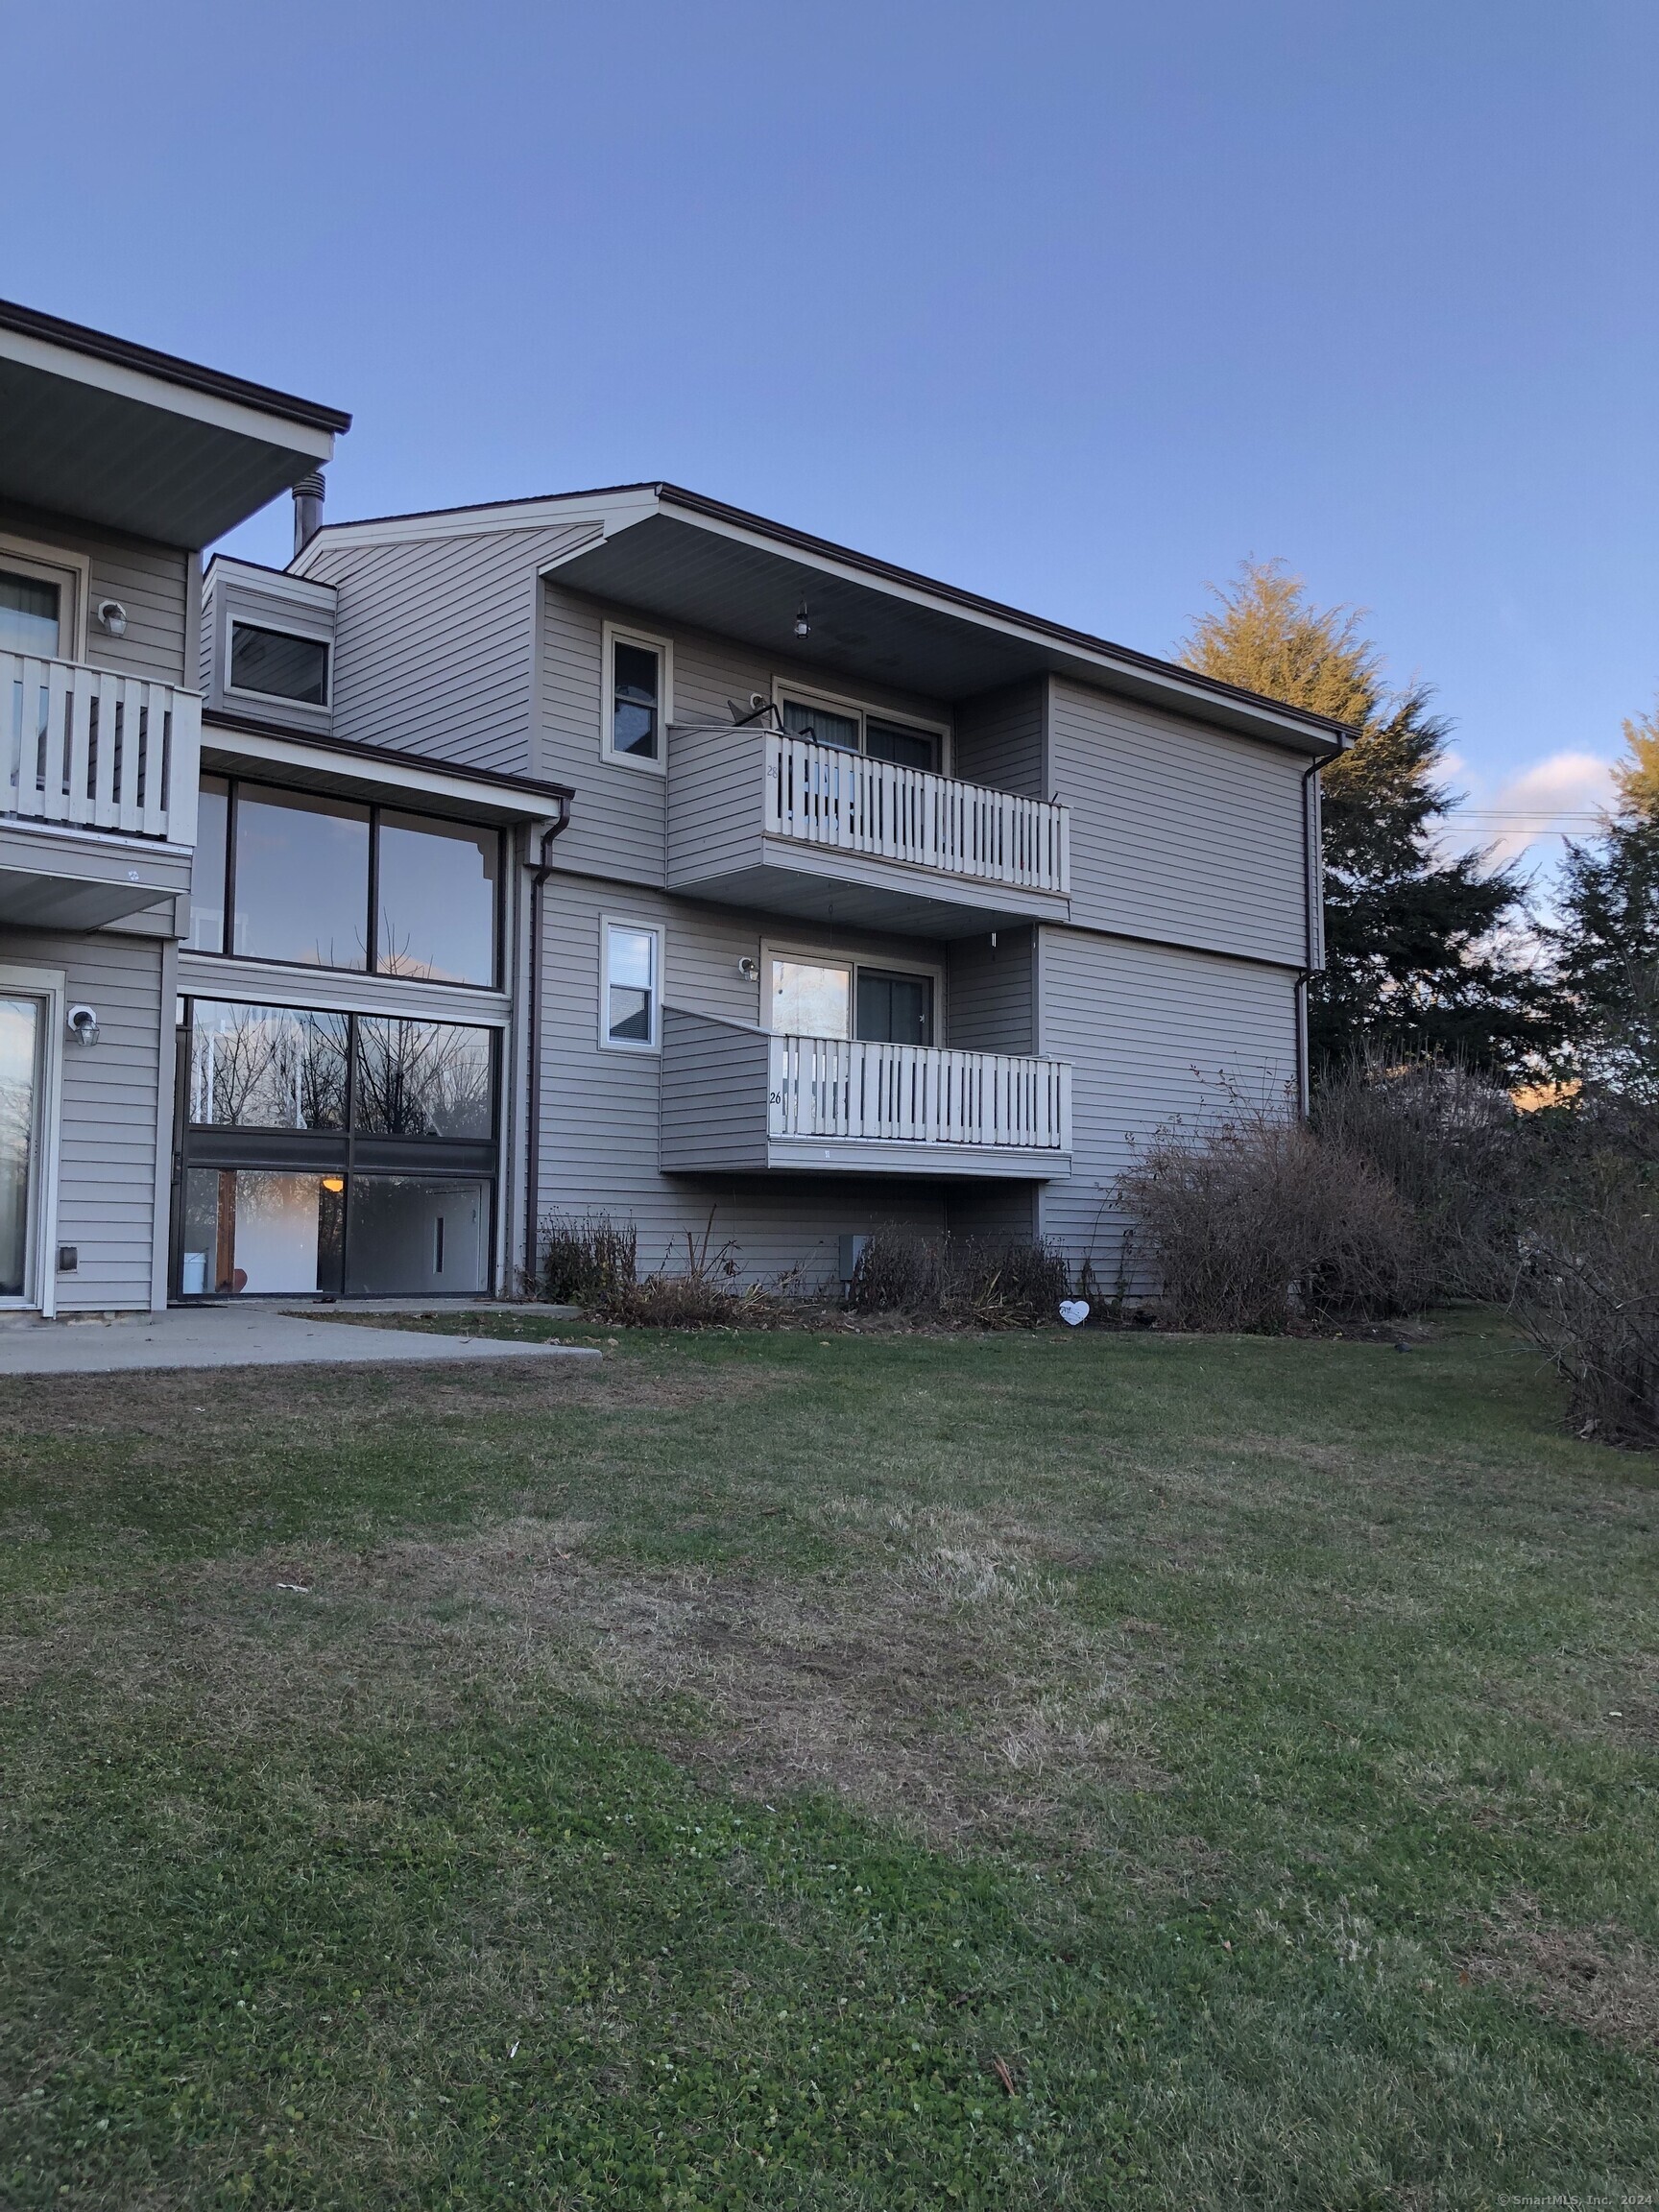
1, 650, 200, 926
666, 725, 1070, 937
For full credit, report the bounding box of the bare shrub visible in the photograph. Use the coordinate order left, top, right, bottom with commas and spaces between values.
536, 1211, 637, 1306
1117, 1091, 1418, 1333
1312, 1056, 1525, 1300
539, 1209, 796, 1329
848, 1230, 1070, 1326
1512, 1156, 1659, 1446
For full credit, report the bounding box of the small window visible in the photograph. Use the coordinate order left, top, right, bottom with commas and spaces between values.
602, 920, 661, 1050
603, 626, 672, 768
229, 622, 330, 706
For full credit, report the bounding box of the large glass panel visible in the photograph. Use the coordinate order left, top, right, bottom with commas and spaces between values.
781, 698, 859, 752
0, 571, 60, 658
612, 639, 660, 757
865, 719, 936, 772
187, 776, 229, 954
232, 784, 370, 969
605, 926, 658, 1046
180, 1167, 344, 1296
769, 957, 851, 1039
345, 1176, 490, 1295
855, 969, 933, 1046
188, 1000, 349, 1129
375, 812, 498, 986
229, 623, 329, 705
0, 997, 40, 1298
354, 1019, 494, 1139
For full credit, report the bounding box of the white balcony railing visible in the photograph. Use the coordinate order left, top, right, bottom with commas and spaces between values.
763, 733, 1069, 894
768, 1034, 1071, 1152
3, 651, 201, 844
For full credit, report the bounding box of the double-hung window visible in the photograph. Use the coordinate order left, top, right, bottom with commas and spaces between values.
602, 919, 661, 1050
602, 624, 672, 769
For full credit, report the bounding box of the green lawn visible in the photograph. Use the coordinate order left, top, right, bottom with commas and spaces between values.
1, 1315, 1655, 2207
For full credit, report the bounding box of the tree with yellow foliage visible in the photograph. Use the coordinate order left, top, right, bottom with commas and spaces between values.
1181, 562, 1551, 1080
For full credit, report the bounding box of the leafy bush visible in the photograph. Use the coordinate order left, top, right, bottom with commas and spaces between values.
847, 1231, 1070, 1326
1512, 1155, 1659, 1445
1116, 1093, 1418, 1333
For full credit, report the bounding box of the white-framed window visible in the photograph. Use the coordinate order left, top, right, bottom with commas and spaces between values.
761, 941, 942, 1046
227, 619, 332, 708
601, 621, 673, 772
774, 682, 946, 774
600, 917, 662, 1051
0, 536, 89, 663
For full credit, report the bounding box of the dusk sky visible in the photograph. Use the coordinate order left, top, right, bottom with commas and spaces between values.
5, 0, 1653, 879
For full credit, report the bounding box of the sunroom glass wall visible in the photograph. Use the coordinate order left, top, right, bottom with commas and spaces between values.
179, 1001, 497, 1299
189, 781, 500, 987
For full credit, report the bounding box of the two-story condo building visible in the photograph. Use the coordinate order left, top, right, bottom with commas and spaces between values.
3, 300, 1348, 1318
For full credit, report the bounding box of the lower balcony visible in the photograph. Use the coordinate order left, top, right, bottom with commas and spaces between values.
2, 650, 200, 926
660, 1007, 1070, 1178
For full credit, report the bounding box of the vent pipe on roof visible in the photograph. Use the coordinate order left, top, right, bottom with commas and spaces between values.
292, 470, 325, 557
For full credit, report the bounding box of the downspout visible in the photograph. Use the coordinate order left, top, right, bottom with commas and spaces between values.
522, 804, 572, 1292
1295, 753, 1328, 1116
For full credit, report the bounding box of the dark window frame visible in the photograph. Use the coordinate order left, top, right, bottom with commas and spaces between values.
228, 620, 332, 708
171, 995, 501, 1301
194, 776, 505, 990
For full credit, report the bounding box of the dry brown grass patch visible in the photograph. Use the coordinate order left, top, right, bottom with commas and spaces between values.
3, 1503, 1171, 1850
1461, 1894, 1659, 2049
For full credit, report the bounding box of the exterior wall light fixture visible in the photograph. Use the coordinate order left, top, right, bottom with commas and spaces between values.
96, 600, 128, 637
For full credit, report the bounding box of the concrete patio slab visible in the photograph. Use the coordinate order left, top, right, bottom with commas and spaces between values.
0, 1308, 602, 1377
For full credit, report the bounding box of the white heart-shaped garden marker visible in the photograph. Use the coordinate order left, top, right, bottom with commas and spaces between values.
1058, 1299, 1091, 1327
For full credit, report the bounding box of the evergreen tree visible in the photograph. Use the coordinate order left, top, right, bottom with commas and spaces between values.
1180, 560, 1551, 1080
1551, 704, 1659, 1100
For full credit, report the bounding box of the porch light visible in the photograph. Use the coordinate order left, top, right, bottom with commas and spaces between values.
794, 600, 810, 638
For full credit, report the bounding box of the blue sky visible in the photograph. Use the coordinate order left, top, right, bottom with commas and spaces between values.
6, 0, 1654, 876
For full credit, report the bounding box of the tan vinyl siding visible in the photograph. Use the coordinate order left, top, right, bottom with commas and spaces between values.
1, 502, 190, 687
0, 924, 166, 1311
540, 581, 954, 890
948, 926, 1035, 1054
1048, 679, 1309, 968
1035, 925, 1298, 1284
952, 679, 1046, 797
300, 523, 599, 775
532, 876, 951, 1285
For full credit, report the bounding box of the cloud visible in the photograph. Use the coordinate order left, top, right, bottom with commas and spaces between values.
1440, 749, 1617, 873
